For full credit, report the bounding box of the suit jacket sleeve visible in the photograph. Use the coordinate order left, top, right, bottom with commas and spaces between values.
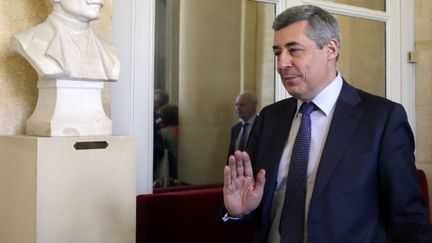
378, 104, 432, 242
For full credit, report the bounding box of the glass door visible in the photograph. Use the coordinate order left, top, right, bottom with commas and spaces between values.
153, 0, 278, 187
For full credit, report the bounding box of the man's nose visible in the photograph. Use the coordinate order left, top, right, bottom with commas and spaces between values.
277, 52, 293, 70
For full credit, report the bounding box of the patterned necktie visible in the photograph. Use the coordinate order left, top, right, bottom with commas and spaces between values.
238, 122, 249, 151
279, 102, 315, 243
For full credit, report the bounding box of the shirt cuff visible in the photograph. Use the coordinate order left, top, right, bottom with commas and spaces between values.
222, 212, 242, 222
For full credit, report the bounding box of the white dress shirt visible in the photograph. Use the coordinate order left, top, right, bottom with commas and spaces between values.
267, 73, 343, 243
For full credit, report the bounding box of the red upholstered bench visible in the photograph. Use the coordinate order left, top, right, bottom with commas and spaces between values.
137, 170, 430, 243
136, 186, 254, 243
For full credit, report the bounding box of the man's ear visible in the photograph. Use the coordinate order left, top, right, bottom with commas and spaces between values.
326, 39, 339, 60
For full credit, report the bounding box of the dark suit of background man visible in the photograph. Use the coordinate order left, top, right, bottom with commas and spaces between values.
221, 4, 432, 243
228, 91, 258, 157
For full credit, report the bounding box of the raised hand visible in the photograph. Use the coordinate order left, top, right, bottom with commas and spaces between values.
223, 150, 266, 217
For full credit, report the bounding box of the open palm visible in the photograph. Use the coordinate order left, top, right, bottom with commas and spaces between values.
223, 151, 266, 217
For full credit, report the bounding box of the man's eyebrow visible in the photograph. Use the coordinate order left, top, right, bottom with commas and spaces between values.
285, 41, 300, 47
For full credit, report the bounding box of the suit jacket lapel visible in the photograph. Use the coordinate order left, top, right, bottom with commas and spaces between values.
45, 18, 69, 73
91, 28, 121, 81
267, 98, 297, 173
233, 122, 242, 140
261, 99, 298, 213
311, 81, 363, 200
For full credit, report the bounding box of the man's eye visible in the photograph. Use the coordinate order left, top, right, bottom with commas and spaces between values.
289, 48, 303, 56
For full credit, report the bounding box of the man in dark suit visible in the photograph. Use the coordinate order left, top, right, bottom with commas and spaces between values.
228, 91, 258, 157
222, 5, 432, 243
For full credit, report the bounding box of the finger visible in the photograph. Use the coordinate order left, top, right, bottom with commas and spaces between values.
236, 153, 245, 177
234, 150, 243, 160
255, 169, 266, 194
228, 155, 237, 179
233, 150, 244, 177
242, 151, 253, 178
223, 165, 232, 187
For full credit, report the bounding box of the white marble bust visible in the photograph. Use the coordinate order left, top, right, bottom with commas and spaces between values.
10, 0, 120, 81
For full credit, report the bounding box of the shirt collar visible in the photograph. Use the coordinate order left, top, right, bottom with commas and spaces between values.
297, 72, 343, 116
242, 114, 257, 125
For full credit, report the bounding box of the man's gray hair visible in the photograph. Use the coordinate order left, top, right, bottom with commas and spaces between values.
242, 91, 258, 108
273, 5, 341, 51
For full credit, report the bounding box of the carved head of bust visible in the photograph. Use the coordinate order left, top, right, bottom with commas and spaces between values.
10, 0, 119, 81
52, 0, 104, 23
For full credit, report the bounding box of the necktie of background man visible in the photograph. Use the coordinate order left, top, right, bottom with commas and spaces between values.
238, 122, 249, 151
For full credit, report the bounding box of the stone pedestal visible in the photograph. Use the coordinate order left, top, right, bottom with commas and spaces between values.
0, 136, 135, 243
27, 79, 112, 136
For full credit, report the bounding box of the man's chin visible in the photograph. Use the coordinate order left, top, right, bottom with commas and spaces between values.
285, 87, 305, 100
284, 84, 299, 94
82, 12, 102, 21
